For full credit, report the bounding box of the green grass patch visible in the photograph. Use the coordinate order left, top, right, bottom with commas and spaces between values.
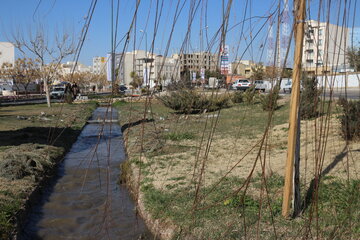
141, 172, 359, 239
164, 132, 195, 141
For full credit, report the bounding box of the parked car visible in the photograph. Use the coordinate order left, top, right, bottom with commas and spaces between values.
119, 85, 128, 93
282, 80, 304, 93
232, 79, 252, 91
50, 86, 66, 99
254, 80, 267, 92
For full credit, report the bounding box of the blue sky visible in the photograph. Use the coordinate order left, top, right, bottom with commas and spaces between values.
0, 0, 359, 66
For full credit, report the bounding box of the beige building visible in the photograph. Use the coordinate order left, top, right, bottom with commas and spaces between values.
172, 52, 218, 73
231, 60, 259, 78
303, 20, 349, 75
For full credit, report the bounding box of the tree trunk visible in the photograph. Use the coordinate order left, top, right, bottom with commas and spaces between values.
44, 80, 51, 107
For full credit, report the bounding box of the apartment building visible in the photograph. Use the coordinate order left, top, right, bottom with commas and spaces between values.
172, 52, 218, 74
92, 56, 107, 75
104, 50, 180, 88
302, 20, 348, 75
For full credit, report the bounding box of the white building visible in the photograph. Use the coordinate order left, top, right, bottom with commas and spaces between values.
92, 56, 107, 74
0, 42, 15, 67
303, 20, 350, 75
138, 55, 180, 88
61, 61, 91, 74
109, 50, 180, 88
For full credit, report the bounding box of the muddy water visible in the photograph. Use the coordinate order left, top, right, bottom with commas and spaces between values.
21, 107, 152, 240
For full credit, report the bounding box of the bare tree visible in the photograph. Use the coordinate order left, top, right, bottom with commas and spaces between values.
0, 58, 40, 95
61, 72, 108, 92
11, 25, 75, 107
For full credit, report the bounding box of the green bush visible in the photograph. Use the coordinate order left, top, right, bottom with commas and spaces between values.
259, 88, 280, 111
338, 98, 360, 140
231, 91, 243, 103
157, 90, 231, 114
243, 85, 257, 104
300, 77, 321, 119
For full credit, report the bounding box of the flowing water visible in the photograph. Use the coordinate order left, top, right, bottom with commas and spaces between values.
20, 107, 152, 240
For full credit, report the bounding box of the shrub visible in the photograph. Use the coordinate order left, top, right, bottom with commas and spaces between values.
208, 94, 232, 111
243, 85, 257, 104
338, 98, 360, 140
157, 90, 231, 114
259, 88, 280, 111
300, 77, 321, 119
64, 92, 74, 104
231, 91, 243, 103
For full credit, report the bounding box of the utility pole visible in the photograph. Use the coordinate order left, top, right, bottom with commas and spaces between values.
111, 0, 116, 94
282, 0, 306, 217
140, 30, 148, 87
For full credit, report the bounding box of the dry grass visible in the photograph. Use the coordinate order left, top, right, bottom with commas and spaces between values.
117, 97, 360, 239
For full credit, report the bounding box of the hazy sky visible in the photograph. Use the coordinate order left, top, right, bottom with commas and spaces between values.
0, 0, 358, 66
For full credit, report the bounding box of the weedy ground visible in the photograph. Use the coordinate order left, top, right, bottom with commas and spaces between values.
0, 102, 97, 239
116, 94, 360, 239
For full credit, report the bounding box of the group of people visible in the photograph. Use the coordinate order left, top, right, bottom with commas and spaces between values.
64, 83, 80, 100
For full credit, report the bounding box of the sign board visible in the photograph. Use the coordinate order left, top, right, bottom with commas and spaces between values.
200, 68, 205, 80
143, 67, 150, 86
106, 53, 112, 81
220, 45, 229, 75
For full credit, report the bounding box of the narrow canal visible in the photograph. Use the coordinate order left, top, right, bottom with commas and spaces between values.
20, 107, 151, 239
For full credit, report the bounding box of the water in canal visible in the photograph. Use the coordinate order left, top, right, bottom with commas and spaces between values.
20, 107, 152, 239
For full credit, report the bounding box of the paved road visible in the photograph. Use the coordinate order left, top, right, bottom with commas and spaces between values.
281, 88, 360, 100
323, 89, 360, 100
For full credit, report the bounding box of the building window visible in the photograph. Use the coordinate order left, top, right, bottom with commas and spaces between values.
319, 29, 323, 36
318, 39, 323, 46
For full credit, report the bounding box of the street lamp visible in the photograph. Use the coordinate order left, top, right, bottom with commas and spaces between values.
140, 29, 148, 87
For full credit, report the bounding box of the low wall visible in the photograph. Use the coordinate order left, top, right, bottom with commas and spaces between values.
317, 73, 360, 88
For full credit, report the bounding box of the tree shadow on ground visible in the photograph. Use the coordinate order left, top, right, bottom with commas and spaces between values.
301, 145, 348, 214
121, 118, 154, 132
0, 127, 81, 152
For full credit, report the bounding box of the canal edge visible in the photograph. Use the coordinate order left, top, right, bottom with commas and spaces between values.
122, 151, 178, 240
15, 103, 98, 239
